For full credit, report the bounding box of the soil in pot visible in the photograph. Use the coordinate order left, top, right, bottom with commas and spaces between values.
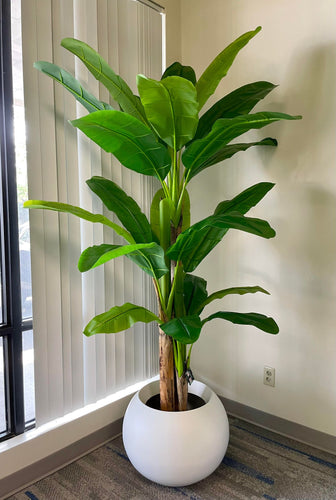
146, 393, 206, 411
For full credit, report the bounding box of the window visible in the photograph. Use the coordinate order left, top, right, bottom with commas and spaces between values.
0, 0, 34, 441
20, 0, 163, 428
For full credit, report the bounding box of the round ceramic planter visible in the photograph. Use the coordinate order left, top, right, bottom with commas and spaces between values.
122, 379, 229, 487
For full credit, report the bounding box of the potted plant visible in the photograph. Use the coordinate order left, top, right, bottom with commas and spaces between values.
25, 26, 300, 485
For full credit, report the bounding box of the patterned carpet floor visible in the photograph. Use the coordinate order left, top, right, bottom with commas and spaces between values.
8, 416, 336, 500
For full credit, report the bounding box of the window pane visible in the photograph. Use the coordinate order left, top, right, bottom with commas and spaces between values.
23, 330, 35, 423
0, 337, 6, 434
11, 0, 32, 320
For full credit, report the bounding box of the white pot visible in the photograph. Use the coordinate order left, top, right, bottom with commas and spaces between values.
122, 379, 229, 487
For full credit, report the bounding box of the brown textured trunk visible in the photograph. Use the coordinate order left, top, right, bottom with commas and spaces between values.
159, 326, 175, 411
157, 217, 188, 412
175, 370, 188, 411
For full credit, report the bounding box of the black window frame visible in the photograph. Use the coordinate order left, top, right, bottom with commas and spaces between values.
0, 0, 33, 441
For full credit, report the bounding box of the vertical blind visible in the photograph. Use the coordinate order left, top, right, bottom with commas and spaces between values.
21, 0, 163, 427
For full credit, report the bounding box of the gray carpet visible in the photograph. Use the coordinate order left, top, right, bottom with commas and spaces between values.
8, 416, 336, 500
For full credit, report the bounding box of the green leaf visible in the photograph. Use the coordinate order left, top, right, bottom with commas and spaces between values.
188, 138, 277, 180
160, 315, 202, 344
137, 75, 199, 149
78, 242, 168, 280
184, 274, 208, 315
150, 188, 190, 240
199, 286, 270, 312
195, 81, 277, 140
214, 182, 275, 216
72, 111, 171, 181
167, 182, 275, 272
181, 189, 191, 232
183, 112, 301, 177
126, 243, 169, 280
23, 199, 134, 243
84, 302, 160, 336
34, 61, 113, 114
150, 189, 165, 242
202, 311, 279, 334
196, 27, 262, 110
162, 61, 197, 85
167, 212, 275, 272
61, 37, 147, 124
78, 242, 158, 272
87, 176, 153, 244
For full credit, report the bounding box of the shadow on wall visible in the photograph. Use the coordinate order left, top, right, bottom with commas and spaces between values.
276, 43, 336, 182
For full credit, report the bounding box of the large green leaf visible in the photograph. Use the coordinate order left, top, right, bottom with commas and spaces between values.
150, 189, 166, 242
78, 242, 158, 272
78, 242, 168, 279
87, 176, 152, 244
161, 61, 197, 85
84, 302, 160, 336
126, 243, 169, 280
167, 182, 275, 272
214, 182, 275, 216
23, 199, 134, 243
72, 111, 171, 181
137, 75, 199, 149
202, 311, 279, 334
183, 112, 301, 176
61, 38, 147, 124
195, 81, 277, 140
198, 286, 270, 313
188, 138, 277, 180
34, 61, 113, 113
184, 274, 208, 315
196, 27, 262, 110
167, 212, 275, 272
160, 315, 202, 344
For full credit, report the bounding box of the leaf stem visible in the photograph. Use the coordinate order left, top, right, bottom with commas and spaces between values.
166, 261, 180, 318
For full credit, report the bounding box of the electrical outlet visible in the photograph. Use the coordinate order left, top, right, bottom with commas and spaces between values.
263, 366, 275, 387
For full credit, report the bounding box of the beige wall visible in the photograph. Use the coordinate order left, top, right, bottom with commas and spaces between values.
179, 0, 336, 435
160, 0, 181, 65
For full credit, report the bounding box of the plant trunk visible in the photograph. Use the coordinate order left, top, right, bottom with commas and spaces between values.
158, 218, 189, 412
159, 326, 175, 411
175, 370, 188, 411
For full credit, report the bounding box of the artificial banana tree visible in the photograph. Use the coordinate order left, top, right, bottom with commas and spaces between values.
25, 26, 301, 411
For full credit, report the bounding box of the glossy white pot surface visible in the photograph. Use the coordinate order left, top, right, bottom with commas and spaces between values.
122, 380, 229, 487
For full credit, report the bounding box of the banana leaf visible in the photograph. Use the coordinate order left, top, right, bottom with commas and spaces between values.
34, 61, 113, 114
61, 37, 147, 124
167, 182, 275, 272
202, 311, 279, 334
187, 138, 277, 180
196, 27, 262, 110
23, 199, 134, 243
214, 182, 275, 216
198, 285, 270, 313
78, 242, 168, 280
150, 188, 190, 241
161, 61, 197, 85
126, 243, 169, 280
84, 302, 160, 336
183, 112, 301, 176
160, 315, 202, 344
72, 111, 171, 181
137, 75, 199, 150
87, 176, 153, 244
184, 274, 208, 315
195, 81, 277, 140
167, 212, 275, 272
